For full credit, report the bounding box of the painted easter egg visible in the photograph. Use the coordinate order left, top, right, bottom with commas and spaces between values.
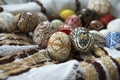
33, 21, 55, 49
70, 27, 94, 53
106, 32, 120, 49
65, 15, 82, 28
88, 0, 112, 15
47, 32, 71, 61
17, 12, 39, 32
59, 24, 72, 35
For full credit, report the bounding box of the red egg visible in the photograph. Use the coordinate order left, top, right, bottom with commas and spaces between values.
59, 29, 71, 35
59, 24, 71, 35
99, 14, 116, 27
59, 15, 82, 35
65, 15, 82, 29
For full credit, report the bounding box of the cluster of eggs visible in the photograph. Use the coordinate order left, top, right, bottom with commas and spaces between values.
0, 0, 120, 61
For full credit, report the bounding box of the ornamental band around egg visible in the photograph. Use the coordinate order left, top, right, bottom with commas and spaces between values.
17, 12, 39, 32
70, 27, 94, 53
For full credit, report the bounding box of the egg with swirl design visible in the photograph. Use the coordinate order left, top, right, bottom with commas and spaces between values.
70, 27, 94, 53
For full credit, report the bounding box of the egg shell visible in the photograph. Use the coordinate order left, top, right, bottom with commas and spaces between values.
99, 14, 116, 26
70, 27, 94, 53
47, 32, 71, 61
65, 15, 82, 28
59, 9, 75, 20
59, 24, 72, 35
0, 12, 17, 32
88, 0, 112, 15
107, 19, 120, 33
17, 12, 39, 32
33, 21, 55, 49
106, 32, 120, 49
51, 19, 63, 31
89, 20, 104, 30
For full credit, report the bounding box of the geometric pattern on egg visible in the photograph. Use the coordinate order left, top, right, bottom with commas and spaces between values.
47, 32, 71, 61
17, 12, 39, 32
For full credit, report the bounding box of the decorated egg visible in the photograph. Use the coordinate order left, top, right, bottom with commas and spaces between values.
51, 19, 63, 31
106, 32, 120, 49
70, 27, 94, 53
16, 12, 39, 32
59, 9, 75, 20
65, 15, 82, 28
59, 24, 72, 35
79, 9, 98, 27
88, 0, 112, 15
0, 12, 17, 32
47, 32, 71, 61
99, 14, 116, 26
89, 20, 104, 30
33, 21, 55, 49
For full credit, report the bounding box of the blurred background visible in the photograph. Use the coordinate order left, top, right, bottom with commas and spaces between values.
0, 0, 33, 5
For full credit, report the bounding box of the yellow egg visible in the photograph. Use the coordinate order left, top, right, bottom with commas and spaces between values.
59, 9, 75, 20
